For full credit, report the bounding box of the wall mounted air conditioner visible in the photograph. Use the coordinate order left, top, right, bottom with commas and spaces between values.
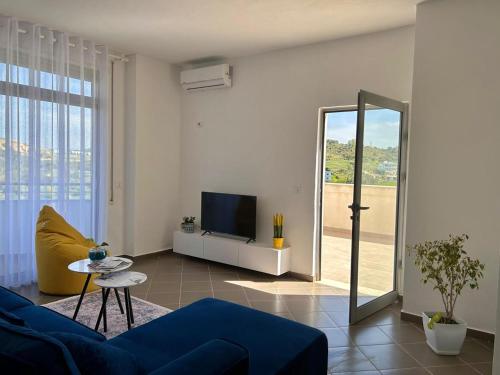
180, 64, 231, 92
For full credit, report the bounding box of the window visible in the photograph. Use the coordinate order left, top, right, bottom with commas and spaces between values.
0, 16, 109, 288
0, 61, 96, 201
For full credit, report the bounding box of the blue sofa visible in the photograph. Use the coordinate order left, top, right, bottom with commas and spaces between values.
0, 286, 327, 374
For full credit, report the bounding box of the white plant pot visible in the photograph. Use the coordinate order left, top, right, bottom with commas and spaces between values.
422, 312, 467, 355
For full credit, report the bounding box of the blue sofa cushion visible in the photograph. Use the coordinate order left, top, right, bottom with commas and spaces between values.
149, 339, 249, 375
0, 285, 34, 311
0, 318, 79, 374
49, 332, 139, 375
13, 305, 105, 342
110, 298, 327, 375
0, 351, 37, 372
0, 307, 28, 327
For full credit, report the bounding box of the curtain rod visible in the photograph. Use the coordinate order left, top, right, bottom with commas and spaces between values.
16, 28, 128, 62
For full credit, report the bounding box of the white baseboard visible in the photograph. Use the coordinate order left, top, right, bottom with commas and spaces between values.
119, 247, 172, 258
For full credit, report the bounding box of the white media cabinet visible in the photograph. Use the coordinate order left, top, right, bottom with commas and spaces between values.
173, 230, 291, 276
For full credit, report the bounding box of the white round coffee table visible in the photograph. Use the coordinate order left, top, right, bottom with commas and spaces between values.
68, 256, 133, 274
94, 271, 147, 330
67, 256, 133, 323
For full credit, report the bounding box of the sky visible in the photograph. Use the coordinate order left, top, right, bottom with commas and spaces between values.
326, 109, 400, 149
0, 96, 92, 152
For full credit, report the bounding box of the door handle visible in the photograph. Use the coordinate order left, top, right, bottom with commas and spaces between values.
348, 204, 370, 211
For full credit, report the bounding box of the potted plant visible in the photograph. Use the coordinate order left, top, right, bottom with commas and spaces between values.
273, 213, 284, 249
407, 234, 484, 355
181, 217, 196, 233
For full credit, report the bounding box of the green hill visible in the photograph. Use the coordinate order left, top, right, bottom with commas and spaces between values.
325, 139, 398, 186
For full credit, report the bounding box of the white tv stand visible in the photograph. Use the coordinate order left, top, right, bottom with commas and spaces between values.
173, 230, 290, 276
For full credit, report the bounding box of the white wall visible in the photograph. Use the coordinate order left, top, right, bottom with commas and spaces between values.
180, 26, 415, 276
118, 54, 181, 256
495, 264, 500, 372
403, 0, 500, 333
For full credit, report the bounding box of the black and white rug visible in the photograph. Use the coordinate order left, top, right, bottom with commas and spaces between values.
43, 291, 171, 339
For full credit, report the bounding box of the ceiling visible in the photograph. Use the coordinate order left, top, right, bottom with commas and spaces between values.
0, 0, 422, 64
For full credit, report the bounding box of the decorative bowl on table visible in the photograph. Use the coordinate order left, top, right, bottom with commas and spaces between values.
88, 247, 107, 262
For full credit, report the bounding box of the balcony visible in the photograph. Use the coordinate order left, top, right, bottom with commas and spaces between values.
321, 183, 396, 299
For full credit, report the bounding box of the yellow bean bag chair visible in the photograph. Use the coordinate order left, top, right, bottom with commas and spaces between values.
35, 205, 100, 295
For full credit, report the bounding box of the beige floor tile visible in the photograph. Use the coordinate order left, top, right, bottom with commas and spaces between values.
470, 362, 492, 375
182, 272, 210, 282
381, 368, 430, 374
211, 280, 243, 291
426, 365, 480, 375
322, 328, 354, 348
180, 290, 214, 304
401, 343, 463, 367
321, 233, 394, 297
359, 344, 420, 370
181, 281, 211, 292
458, 340, 493, 364
378, 324, 426, 344
327, 310, 350, 327
243, 288, 281, 301
328, 347, 378, 373
249, 300, 289, 313
210, 272, 239, 281
293, 311, 336, 328
146, 292, 180, 308
342, 326, 394, 346
154, 272, 183, 282
148, 281, 181, 294
213, 290, 248, 303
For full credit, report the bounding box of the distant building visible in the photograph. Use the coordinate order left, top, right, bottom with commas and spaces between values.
377, 161, 398, 180
325, 169, 333, 182
377, 161, 397, 173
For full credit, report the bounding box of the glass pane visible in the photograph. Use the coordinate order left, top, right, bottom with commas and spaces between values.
321, 110, 357, 294
357, 107, 401, 306
0, 94, 4, 200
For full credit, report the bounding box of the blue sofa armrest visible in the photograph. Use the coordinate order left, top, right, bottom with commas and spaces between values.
0, 285, 34, 311
149, 338, 248, 375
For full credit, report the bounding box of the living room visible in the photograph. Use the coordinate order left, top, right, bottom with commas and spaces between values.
1, 0, 499, 374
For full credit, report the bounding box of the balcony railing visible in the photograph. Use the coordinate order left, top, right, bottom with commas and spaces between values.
321, 182, 397, 294
323, 182, 396, 241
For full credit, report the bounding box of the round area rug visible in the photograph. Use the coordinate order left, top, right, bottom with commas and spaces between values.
43, 290, 170, 338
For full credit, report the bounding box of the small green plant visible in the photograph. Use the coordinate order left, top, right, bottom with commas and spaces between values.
273, 213, 283, 238
182, 216, 196, 224
407, 234, 484, 327
88, 238, 108, 247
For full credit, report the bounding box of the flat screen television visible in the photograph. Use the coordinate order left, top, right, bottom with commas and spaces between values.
201, 192, 256, 241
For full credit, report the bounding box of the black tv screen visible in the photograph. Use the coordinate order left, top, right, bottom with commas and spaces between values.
201, 192, 256, 240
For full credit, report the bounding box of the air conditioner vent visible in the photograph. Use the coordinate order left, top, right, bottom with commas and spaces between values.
180, 64, 231, 92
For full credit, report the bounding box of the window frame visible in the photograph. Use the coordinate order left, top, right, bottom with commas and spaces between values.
0, 58, 100, 202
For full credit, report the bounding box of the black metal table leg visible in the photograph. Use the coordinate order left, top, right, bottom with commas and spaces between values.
114, 288, 124, 314
124, 288, 132, 330
73, 274, 91, 320
102, 288, 108, 332
127, 288, 134, 324
95, 288, 111, 331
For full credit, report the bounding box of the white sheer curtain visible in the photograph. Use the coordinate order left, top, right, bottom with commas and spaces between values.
0, 16, 108, 287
